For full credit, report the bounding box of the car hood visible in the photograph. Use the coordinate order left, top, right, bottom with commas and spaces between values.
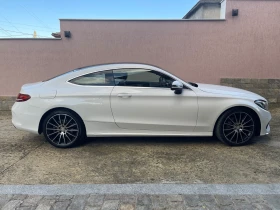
196, 83, 265, 100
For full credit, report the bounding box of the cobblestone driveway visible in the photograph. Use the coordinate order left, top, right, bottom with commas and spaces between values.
1, 194, 280, 210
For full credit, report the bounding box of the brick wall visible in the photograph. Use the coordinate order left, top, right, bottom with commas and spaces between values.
0, 97, 16, 111
221, 79, 280, 103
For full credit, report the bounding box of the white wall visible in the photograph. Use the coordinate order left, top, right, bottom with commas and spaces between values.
189, 4, 221, 19
220, 0, 227, 19
188, 6, 204, 19
203, 4, 221, 19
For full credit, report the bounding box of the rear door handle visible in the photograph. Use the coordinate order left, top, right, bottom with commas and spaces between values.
117, 93, 132, 98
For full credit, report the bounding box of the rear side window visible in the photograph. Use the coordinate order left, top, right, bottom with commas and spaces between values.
69, 70, 115, 86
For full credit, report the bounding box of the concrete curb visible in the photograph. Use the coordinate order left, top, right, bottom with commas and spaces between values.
0, 184, 280, 195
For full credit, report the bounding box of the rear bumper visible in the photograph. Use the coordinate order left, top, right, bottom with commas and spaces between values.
12, 102, 42, 134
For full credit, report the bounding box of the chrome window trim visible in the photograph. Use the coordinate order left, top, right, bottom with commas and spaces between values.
67, 70, 115, 87
66, 67, 191, 90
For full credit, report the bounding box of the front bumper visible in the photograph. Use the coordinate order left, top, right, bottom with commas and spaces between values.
265, 123, 271, 135
258, 109, 272, 136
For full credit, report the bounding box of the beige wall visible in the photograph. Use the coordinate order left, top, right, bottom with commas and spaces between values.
0, 0, 280, 96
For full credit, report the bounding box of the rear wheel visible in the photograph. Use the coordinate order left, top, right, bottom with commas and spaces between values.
42, 110, 85, 148
215, 108, 256, 146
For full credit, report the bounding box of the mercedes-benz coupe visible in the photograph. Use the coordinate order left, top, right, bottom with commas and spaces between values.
12, 63, 271, 148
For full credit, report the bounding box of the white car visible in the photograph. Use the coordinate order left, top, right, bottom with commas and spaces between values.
12, 63, 271, 148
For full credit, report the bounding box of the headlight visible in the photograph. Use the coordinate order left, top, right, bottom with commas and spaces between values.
255, 100, 268, 110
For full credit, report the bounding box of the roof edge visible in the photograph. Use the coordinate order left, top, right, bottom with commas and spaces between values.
59, 18, 225, 22
183, 0, 222, 19
0, 38, 61, 40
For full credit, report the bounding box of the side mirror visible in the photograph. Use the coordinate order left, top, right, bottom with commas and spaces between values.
171, 81, 183, 94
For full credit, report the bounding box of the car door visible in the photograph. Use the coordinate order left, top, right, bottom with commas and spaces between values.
110, 68, 198, 132
66, 70, 115, 124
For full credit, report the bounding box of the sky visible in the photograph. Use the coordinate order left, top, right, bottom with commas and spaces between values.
0, 0, 198, 38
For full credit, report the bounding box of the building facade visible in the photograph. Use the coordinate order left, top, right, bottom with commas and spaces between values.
0, 0, 279, 107
183, 0, 223, 19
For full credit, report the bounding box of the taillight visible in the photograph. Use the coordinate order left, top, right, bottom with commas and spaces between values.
16, 93, 31, 102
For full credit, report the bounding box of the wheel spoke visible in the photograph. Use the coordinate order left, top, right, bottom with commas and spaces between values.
235, 131, 239, 143
52, 117, 60, 126
50, 132, 60, 142
225, 130, 235, 137
48, 122, 57, 128
243, 119, 253, 125
66, 124, 77, 129
47, 130, 59, 136
228, 117, 236, 124
241, 114, 248, 124
240, 131, 246, 142
224, 123, 234, 127
241, 130, 248, 139
65, 119, 72, 127
67, 132, 77, 138
63, 134, 66, 144
67, 129, 79, 132
233, 114, 238, 124
47, 128, 60, 131
229, 132, 237, 141
239, 131, 245, 142
63, 115, 67, 125
224, 128, 234, 131
243, 128, 253, 132
58, 133, 62, 144
65, 133, 71, 142
59, 115, 62, 125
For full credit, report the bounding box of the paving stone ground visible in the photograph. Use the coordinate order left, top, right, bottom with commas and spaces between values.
0, 194, 280, 210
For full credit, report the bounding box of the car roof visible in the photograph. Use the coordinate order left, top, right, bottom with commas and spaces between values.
45, 63, 166, 83
76, 63, 163, 71
44, 62, 192, 89
67, 63, 166, 79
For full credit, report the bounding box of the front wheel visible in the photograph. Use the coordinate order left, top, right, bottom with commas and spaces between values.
42, 110, 86, 148
215, 108, 256, 146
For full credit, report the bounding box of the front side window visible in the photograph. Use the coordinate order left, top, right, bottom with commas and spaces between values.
113, 69, 174, 88
69, 70, 115, 86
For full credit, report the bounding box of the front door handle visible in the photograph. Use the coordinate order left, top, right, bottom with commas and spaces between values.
117, 93, 132, 98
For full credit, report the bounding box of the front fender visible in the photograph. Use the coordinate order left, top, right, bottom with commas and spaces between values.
194, 97, 262, 133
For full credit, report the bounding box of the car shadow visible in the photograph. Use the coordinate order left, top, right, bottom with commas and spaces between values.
82, 136, 267, 147
83, 136, 220, 146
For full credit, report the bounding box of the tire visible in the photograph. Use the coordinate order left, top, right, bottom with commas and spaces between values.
215, 108, 256, 146
42, 109, 86, 148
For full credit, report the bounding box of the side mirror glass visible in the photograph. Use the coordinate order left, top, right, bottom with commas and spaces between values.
171, 81, 183, 94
